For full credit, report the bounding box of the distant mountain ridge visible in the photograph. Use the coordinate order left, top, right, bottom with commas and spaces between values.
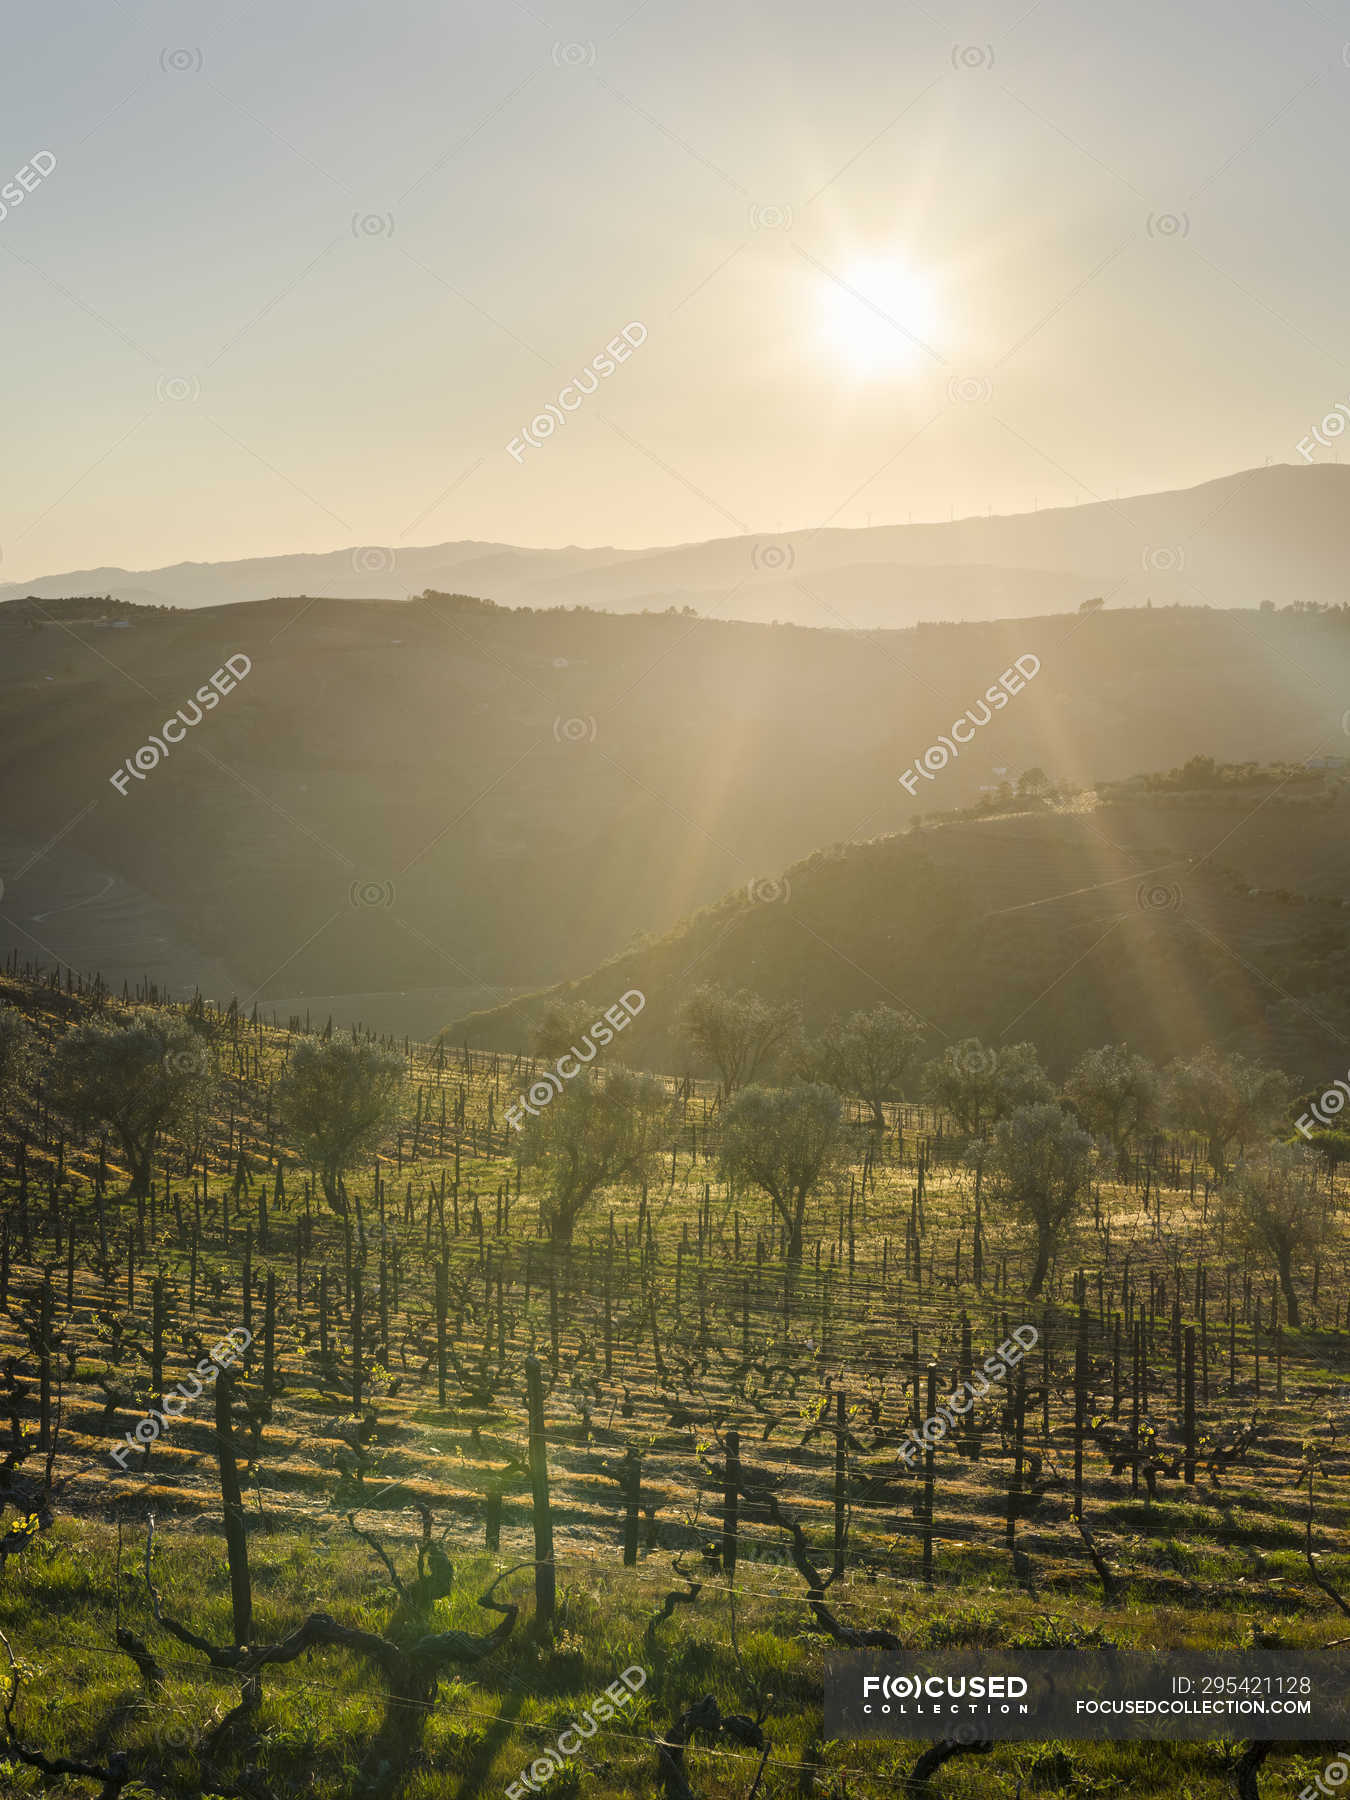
4, 463, 1345, 629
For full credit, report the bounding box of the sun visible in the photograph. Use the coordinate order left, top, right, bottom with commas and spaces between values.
816, 251, 942, 377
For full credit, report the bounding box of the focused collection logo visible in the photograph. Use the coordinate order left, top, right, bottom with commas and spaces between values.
861, 1673, 1029, 1717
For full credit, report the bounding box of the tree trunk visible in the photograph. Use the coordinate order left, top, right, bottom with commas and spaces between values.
786, 1202, 805, 1266
547, 1187, 580, 1253
125, 1138, 155, 1200
1027, 1229, 1052, 1299
321, 1164, 346, 1215
1277, 1248, 1301, 1327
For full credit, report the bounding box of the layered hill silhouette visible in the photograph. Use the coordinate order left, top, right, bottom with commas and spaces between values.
2, 584, 1348, 1047
4, 463, 1349, 628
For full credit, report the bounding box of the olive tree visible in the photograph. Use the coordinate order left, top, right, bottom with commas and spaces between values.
678, 984, 798, 1096
982, 1101, 1093, 1298
0, 1005, 34, 1122
810, 1005, 927, 1131
1165, 1047, 1289, 1176
924, 1039, 1053, 1136
519, 1070, 672, 1248
1301, 1127, 1350, 1173
1223, 1141, 1325, 1327
531, 998, 604, 1064
277, 1036, 405, 1213
719, 1080, 842, 1264
1064, 1043, 1160, 1162
48, 1008, 213, 1197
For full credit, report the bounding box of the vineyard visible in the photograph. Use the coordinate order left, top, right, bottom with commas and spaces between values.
0, 958, 1346, 1799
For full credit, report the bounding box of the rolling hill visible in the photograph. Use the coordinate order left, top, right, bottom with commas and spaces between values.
3, 588, 1349, 1042
5, 463, 1350, 628
450, 769, 1350, 1086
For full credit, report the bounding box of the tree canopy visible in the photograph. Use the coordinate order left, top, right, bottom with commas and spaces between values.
678, 984, 798, 1095
277, 1036, 405, 1213
0, 1005, 34, 1121
720, 1081, 842, 1263
1065, 1043, 1160, 1162
1165, 1047, 1289, 1175
809, 1005, 927, 1130
981, 1101, 1093, 1298
48, 1008, 214, 1197
519, 1070, 672, 1247
1222, 1141, 1326, 1327
924, 1039, 1053, 1136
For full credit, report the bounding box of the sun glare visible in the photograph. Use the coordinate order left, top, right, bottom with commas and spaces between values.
817, 251, 942, 377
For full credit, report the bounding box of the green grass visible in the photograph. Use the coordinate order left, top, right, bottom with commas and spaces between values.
0, 975, 1348, 1795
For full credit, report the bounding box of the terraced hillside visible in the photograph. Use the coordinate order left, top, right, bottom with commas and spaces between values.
454, 764, 1350, 1085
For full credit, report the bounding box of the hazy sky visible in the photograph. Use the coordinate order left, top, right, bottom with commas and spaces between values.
3, 0, 1350, 579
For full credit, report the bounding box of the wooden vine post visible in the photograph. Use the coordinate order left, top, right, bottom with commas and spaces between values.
214, 1367, 254, 1650
435, 1262, 448, 1407
922, 1364, 937, 1584
833, 1390, 847, 1582
722, 1428, 740, 1580
623, 1446, 642, 1568
526, 1355, 556, 1627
